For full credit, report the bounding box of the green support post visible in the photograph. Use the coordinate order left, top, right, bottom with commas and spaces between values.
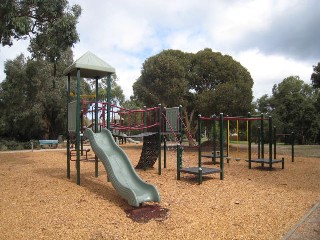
158, 104, 162, 175
177, 144, 181, 180
141, 106, 148, 171
80, 113, 84, 156
248, 112, 252, 169
198, 167, 202, 184
106, 74, 111, 130
261, 113, 264, 159
76, 69, 81, 185
197, 114, 203, 184
198, 115, 202, 169
95, 76, 99, 177
268, 116, 273, 169
179, 105, 183, 143
219, 113, 224, 180
67, 74, 71, 179
274, 126, 277, 160
257, 127, 261, 159
226, 118, 229, 157
143, 106, 147, 133
163, 136, 167, 168
212, 115, 217, 164
291, 132, 295, 162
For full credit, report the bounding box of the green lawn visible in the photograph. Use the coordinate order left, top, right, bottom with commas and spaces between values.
230, 142, 320, 158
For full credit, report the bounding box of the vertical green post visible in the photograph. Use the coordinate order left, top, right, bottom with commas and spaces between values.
268, 116, 273, 169
291, 132, 295, 162
94, 77, 99, 132
261, 113, 264, 159
80, 113, 84, 156
67, 74, 71, 179
198, 168, 202, 185
219, 113, 224, 180
95, 76, 99, 177
76, 69, 81, 185
177, 144, 181, 180
143, 106, 147, 133
198, 115, 202, 169
139, 106, 148, 172
258, 127, 261, 159
212, 115, 217, 164
179, 105, 183, 143
227, 119, 229, 157
106, 74, 111, 130
197, 114, 202, 184
248, 112, 252, 169
158, 104, 162, 175
163, 136, 167, 168
273, 126, 277, 159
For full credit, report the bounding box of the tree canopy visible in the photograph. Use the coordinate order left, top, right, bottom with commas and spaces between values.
255, 76, 320, 144
311, 62, 320, 89
133, 48, 253, 143
0, 52, 126, 141
0, 0, 81, 67
0, 0, 83, 141
0, 52, 78, 140
1, 0, 82, 97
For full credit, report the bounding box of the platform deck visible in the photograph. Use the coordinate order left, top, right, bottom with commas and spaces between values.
246, 159, 283, 164
179, 167, 222, 175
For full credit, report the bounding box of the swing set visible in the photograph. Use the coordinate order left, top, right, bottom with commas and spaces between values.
246, 113, 288, 170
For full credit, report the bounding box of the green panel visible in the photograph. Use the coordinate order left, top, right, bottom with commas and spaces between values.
165, 107, 180, 132
68, 101, 77, 132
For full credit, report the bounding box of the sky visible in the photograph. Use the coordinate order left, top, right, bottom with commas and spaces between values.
0, 0, 319, 100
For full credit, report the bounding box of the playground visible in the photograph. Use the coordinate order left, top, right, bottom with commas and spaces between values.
1, 144, 319, 239
1, 52, 319, 239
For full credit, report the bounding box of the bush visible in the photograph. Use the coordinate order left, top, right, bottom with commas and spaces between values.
0, 139, 32, 151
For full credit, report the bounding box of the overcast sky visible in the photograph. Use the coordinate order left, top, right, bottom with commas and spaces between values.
1, 0, 319, 100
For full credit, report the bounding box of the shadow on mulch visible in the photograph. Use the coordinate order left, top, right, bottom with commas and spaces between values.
125, 204, 169, 223
253, 165, 284, 171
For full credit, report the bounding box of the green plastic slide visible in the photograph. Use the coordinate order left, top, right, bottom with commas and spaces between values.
85, 128, 160, 207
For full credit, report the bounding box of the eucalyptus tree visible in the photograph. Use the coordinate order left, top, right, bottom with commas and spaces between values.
0, 52, 91, 140
311, 62, 320, 89
271, 76, 319, 144
133, 48, 253, 145
1, 0, 81, 89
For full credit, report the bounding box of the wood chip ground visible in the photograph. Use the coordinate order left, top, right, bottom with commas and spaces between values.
0, 144, 319, 239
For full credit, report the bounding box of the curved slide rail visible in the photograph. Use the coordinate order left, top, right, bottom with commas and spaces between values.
85, 128, 160, 207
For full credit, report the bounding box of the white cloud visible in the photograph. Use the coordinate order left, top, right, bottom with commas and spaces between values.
1, 0, 317, 102
0, 40, 30, 81
236, 49, 313, 99
209, 0, 271, 43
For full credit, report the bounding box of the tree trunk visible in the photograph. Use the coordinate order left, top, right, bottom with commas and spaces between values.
44, 116, 51, 139
52, 61, 57, 88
